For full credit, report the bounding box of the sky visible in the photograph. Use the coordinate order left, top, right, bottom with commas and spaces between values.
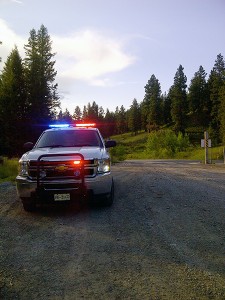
0, 0, 225, 114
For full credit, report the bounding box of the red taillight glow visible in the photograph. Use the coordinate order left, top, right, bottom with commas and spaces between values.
75, 123, 96, 128
73, 160, 81, 165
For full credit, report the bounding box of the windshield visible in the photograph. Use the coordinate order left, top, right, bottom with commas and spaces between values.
35, 129, 103, 148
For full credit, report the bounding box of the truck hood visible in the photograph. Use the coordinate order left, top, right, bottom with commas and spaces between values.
21, 147, 106, 161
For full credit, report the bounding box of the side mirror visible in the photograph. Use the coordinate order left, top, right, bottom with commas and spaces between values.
23, 142, 34, 151
105, 140, 117, 148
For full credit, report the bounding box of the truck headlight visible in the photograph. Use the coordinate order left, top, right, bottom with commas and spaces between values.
97, 159, 110, 174
18, 161, 29, 177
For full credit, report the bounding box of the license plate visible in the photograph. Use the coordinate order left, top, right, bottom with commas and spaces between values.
54, 193, 70, 201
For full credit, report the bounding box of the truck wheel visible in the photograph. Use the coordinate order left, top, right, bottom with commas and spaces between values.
104, 180, 114, 207
22, 199, 36, 212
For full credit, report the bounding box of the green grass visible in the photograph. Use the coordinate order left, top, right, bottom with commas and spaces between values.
110, 131, 149, 161
0, 157, 18, 182
111, 131, 225, 161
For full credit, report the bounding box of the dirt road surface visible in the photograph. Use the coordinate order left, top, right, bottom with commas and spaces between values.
0, 160, 225, 299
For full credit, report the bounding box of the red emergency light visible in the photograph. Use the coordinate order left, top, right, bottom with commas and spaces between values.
75, 123, 96, 128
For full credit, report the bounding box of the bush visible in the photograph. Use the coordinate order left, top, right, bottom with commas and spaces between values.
110, 144, 126, 162
146, 130, 190, 158
0, 157, 18, 182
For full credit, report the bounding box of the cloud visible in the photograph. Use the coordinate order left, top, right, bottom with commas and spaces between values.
11, 0, 23, 4
52, 30, 136, 86
0, 19, 25, 65
0, 0, 23, 4
0, 20, 136, 89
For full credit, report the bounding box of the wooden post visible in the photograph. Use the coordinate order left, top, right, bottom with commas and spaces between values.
204, 131, 209, 164
224, 147, 225, 164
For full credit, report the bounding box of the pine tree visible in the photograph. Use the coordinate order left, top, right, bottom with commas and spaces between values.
219, 82, 225, 143
24, 25, 60, 128
73, 106, 82, 121
103, 109, 116, 137
128, 98, 141, 135
170, 65, 187, 134
0, 47, 27, 155
114, 106, 120, 134
82, 105, 88, 121
208, 54, 225, 143
95, 105, 105, 133
188, 65, 210, 127
0, 41, 2, 63
62, 109, 72, 122
117, 105, 127, 134
142, 74, 162, 132
98, 106, 105, 123
86, 101, 99, 122
162, 92, 172, 125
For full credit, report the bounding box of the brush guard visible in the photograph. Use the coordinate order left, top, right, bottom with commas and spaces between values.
35, 153, 86, 202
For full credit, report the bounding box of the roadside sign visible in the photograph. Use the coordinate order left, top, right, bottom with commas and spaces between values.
207, 139, 211, 148
201, 139, 211, 148
201, 139, 204, 147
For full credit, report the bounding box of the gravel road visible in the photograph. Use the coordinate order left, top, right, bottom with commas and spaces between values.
0, 160, 225, 299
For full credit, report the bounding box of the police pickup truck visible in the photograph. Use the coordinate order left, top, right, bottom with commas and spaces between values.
16, 123, 116, 211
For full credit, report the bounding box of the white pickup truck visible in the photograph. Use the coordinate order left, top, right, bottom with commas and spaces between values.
16, 123, 116, 211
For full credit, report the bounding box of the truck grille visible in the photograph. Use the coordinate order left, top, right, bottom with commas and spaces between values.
28, 159, 97, 180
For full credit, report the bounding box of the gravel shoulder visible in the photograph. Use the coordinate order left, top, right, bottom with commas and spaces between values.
0, 161, 225, 299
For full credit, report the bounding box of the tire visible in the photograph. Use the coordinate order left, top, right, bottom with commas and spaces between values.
21, 199, 36, 212
103, 179, 114, 207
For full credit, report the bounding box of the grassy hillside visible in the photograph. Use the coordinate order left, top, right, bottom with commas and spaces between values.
110, 131, 148, 160
110, 131, 224, 162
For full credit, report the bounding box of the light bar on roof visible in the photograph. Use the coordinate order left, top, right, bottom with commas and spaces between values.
48, 123, 96, 128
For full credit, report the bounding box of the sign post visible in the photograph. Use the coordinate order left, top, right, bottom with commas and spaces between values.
204, 131, 209, 164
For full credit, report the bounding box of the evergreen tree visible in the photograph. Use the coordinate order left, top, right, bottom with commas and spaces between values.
188, 65, 210, 127
85, 101, 99, 122
57, 110, 63, 121
73, 106, 82, 121
142, 74, 162, 132
82, 105, 88, 121
208, 53, 225, 143
0, 41, 2, 63
219, 81, 225, 143
62, 109, 72, 122
128, 98, 141, 135
24, 25, 60, 130
98, 106, 105, 122
103, 109, 116, 137
114, 106, 120, 134
162, 92, 172, 125
170, 65, 187, 134
0, 47, 27, 155
96, 105, 105, 133
117, 105, 127, 134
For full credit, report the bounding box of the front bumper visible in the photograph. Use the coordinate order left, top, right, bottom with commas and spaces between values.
16, 172, 113, 200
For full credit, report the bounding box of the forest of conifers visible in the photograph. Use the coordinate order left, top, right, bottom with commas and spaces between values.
0, 25, 225, 156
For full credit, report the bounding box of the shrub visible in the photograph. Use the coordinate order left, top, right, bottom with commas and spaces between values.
0, 157, 18, 182
110, 144, 126, 162
146, 130, 190, 158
